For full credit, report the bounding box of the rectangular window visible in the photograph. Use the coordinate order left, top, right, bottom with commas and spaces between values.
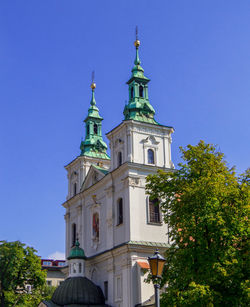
149, 198, 161, 223
104, 281, 108, 300
117, 198, 123, 225
47, 280, 52, 286
43, 261, 52, 266
58, 262, 65, 267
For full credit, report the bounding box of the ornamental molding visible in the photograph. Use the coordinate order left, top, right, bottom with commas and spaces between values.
114, 137, 124, 146
132, 125, 165, 136
141, 135, 159, 145
122, 176, 140, 188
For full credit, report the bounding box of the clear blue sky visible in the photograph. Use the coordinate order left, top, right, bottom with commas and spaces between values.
0, 1, 249, 259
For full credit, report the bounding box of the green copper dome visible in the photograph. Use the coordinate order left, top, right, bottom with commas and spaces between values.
67, 240, 86, 260
123, 38, 158, 125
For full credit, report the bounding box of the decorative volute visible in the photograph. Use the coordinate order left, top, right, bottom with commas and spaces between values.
80, 76, 110, 160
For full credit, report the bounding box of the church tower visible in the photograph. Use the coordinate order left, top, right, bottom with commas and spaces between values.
107, 36, 174, 171
65, 80, 110, 199
63, 35, 174, 307
64, 80, 110, 257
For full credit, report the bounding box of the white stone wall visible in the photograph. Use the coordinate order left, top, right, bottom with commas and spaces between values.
63, 119, 174, 306
107, 120, 174, 171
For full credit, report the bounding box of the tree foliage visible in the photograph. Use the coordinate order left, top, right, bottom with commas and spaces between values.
146, 141, 249, 306
0, 240, 47, 306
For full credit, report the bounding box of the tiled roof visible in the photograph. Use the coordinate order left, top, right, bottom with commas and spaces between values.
137, 260, 150, 269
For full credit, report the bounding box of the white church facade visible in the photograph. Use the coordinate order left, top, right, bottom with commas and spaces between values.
62, 38, 174, 307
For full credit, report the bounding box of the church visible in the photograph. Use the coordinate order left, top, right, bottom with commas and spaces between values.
61, 37, 174, 306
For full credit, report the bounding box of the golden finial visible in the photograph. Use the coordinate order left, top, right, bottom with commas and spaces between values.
134, 26, 140, 48
90, 70, 96, 89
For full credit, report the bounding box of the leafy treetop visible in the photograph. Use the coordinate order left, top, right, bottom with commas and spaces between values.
146, 141, 249, 307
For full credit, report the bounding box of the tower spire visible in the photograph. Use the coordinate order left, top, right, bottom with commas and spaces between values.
123, 29, 158, 125
134, 26, 141, 66
90, 70, 96, 106
80, 74, 110, 160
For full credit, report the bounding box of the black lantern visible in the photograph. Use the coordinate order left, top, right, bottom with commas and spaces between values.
148, 249, 166, 307
148, 249, 166, 278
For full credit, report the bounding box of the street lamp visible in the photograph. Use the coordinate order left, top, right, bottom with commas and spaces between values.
148, 249, 166, 307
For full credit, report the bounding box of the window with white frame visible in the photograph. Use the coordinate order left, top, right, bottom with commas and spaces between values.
43, 261, 52, 266
147, 148, 155, 164
148, 198, 161, 224
58, 262, 65, 267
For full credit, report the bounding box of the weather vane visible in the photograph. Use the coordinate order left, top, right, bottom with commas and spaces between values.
136, 25, 138, 40
134, 26, 140, 48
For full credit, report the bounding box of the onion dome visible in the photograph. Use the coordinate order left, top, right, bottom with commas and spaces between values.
67, 239, 86, 260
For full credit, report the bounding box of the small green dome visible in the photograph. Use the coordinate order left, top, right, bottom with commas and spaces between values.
67, 240, 86, 260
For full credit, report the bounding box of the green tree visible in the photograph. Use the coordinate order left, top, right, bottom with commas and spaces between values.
0, 241, 47, 306
146, 141, 249, 306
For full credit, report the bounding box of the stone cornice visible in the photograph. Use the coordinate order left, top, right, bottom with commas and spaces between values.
106, 119, 174, 139
61, 161, 174, 208
85, 241, 169, 263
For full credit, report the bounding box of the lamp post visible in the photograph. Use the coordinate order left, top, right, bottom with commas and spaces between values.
148, 249, 166, 307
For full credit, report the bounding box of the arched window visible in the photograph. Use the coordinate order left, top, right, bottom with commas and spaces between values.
149, 198, 160, 223
74, 182, 77, 196
117, 152, 122, 167
130, 87, 134, 99
139, 85, 144, 97
94, 123, 98, 134
117, 198, 123, 225
72, 223, 76, 246
148, 149, 155, 164
92, 213, 99, 241
79, 263, 82, 273
73, 263, 76, 273
87, 124, 90, 135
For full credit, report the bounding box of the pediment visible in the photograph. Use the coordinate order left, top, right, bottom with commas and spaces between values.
81, 165, 107, 191
141, 135, 159, 145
